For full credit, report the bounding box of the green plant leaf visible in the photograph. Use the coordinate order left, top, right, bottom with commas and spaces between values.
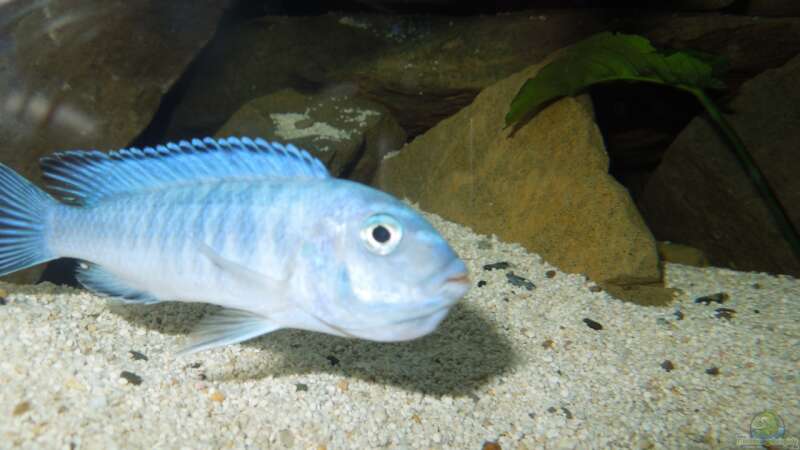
503, 31, 800, 267
505, 32, 728, 127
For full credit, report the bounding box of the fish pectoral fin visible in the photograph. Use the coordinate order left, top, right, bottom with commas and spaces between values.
198, 241, 288, 287
76, 262, 160, 305
177, 307, 281, 356
197, 242, 297, 315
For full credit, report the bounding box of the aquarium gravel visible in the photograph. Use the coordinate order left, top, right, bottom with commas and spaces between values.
0, 210, 797, 449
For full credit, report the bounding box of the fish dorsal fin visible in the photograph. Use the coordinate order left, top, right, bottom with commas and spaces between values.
39, 137, 330, 205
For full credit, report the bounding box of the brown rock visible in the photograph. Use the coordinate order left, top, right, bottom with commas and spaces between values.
216, 89, 406, 181
0, 1, 227, 284
165, 11, 611, 140
662, 0, 735, 11
167, 11, 800, 145
340, 11, 610, 138
640, 53, 800, 276
377, 62, 661, 285
744, 1, 800, 17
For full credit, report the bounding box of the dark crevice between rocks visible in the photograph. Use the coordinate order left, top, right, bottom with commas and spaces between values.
590, 82, 703, 205
338, 139, 369, 180
129, 58, 202, 147
129, 4, 248, 147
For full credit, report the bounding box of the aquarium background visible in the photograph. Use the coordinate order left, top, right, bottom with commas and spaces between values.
0, 0, 797, 289
0, 1, 798, 449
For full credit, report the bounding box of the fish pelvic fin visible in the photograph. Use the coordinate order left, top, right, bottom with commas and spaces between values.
0, 163, 57, 277
177, 307, 281, 356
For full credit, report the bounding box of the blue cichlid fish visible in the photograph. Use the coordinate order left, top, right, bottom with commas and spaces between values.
0, 137, 469, 354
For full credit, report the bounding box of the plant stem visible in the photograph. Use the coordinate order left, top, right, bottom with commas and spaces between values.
691, 88, 800, 263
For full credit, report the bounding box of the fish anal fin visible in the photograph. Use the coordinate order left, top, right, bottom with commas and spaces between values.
76, 262, 160, 305
177, 307, 280, 356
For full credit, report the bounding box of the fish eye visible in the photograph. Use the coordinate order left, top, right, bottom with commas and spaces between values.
361, 214, 403, 255
372, 225, 391, 243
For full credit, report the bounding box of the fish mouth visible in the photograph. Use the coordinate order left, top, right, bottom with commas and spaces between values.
323, 277, 468, 339
437, 258, 470, 300
444, 273, 470, 285
316, 259, 471, 341
432, 257, 470, 289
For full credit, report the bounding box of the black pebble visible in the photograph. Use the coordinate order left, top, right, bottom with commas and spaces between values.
583, 318, 603, 331
326, 355, 340, 366
547, 406, 557, 413
129, 350, 148, 361
477, 280, 487, 287
661, 360, 675, 372
674, 310, 684, 320
506, 272, 535, 291
560, 407, 574, 420
753, 309, 760, 314
714, 308, 736, 321
295, 383, 308, 392
189, 362, 202, 369
545, 270, 556, 278
705, 367, 720, 376
694, 292, 729, 305
482, 262, 510, 271
120, 371, 143, 386
0, 297, 5, 306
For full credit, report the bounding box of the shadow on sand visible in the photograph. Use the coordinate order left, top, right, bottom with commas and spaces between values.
112, 299, 517, 398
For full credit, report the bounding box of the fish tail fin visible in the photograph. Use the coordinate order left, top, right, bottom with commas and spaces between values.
0, 163, 58, 277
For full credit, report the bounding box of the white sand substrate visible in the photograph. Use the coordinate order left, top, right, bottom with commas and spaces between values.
0, 212, 798, 449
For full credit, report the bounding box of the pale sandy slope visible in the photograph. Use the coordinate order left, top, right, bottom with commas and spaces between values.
0, 212, 797, 449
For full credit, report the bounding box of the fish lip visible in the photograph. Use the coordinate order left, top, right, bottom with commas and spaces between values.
438, 258, 469, 285
444, 272, 470, 285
